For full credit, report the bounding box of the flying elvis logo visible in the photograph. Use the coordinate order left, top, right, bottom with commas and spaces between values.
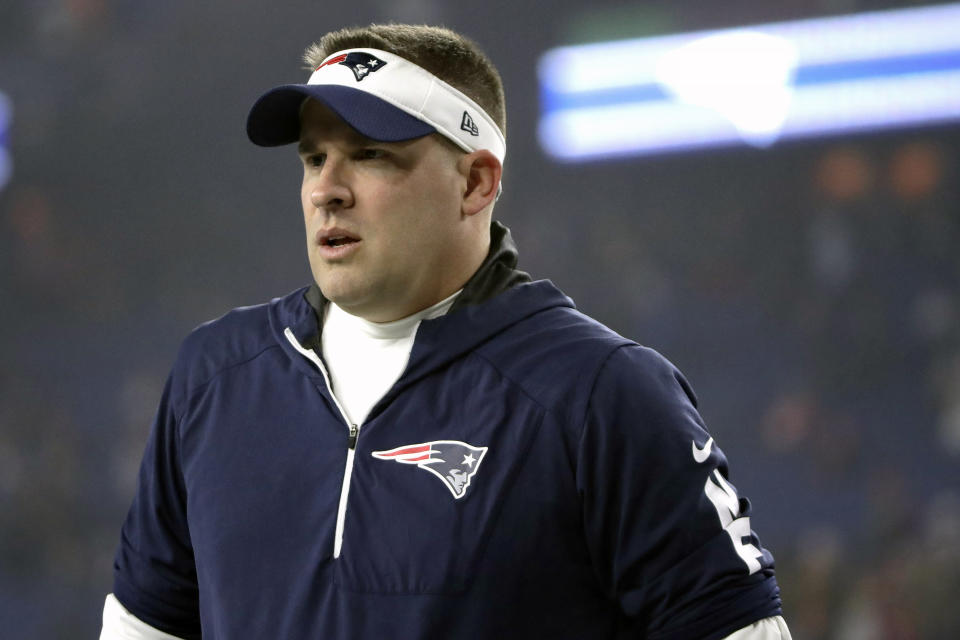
318, 51, 387, 81
372, 440, 488, 499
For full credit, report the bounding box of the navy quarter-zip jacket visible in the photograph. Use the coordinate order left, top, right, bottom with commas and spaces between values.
113, 224, 782, 639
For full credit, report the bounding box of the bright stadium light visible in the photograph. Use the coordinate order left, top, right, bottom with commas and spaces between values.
538, 3, 960, 160
654, 30, 798, 147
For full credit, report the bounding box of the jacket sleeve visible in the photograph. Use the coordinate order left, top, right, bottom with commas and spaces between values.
110, 373, 202, 640
577, 345, 782, 640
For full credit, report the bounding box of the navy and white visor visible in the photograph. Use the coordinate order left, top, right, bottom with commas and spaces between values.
246, 48, 506, 167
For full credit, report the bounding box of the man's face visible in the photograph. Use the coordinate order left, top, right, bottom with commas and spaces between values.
298, 99, 470, 322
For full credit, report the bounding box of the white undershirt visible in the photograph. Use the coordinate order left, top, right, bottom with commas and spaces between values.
320, 290, 461, 426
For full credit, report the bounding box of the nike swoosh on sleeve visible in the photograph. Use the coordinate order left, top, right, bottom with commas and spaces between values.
692, 436, 713, 463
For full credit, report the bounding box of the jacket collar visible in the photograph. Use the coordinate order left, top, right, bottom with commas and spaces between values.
272, 222, 573, 392
303, 220, 532, 326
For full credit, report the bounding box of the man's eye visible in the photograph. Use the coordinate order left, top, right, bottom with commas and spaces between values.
358, 148, 385, 160
305, 154, 325, 167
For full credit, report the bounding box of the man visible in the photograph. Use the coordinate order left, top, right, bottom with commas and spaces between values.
102, 24, 791, 639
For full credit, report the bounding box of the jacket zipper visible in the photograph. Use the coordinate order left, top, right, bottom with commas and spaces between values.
284, 327, 357, 559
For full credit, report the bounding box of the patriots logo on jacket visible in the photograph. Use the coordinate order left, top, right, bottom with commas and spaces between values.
372, 440, 488, 499
318, 51, 387, 82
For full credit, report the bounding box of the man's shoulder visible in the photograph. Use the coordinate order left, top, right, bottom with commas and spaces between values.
172, 287, 310, 392
489, 291, 635, 357
182, 302, 272, 354
472, 291, 638, 407
465, 282, 700, 414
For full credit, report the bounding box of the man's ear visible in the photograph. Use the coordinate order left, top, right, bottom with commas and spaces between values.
459, 150, 502, 217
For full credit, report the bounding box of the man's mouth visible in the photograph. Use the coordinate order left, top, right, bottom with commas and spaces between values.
325, 236, 359, 247
318, 228, 361, 249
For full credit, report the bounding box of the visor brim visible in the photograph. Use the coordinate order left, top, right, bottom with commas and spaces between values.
246, 84, 436, 147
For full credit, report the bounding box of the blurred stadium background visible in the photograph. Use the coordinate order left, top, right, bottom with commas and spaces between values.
2, 1, 959, 637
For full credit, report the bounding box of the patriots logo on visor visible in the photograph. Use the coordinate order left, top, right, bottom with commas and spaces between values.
319, 51, 387, 82
372, 440, 488, 499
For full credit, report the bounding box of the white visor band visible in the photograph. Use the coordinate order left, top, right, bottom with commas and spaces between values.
307, 48, 506, 164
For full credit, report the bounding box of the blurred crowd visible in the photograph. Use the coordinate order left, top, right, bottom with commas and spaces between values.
742, 140, 960, 638
2, 0, 959, 637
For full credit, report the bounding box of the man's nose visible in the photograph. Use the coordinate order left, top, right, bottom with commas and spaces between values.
310, 161, 354, 211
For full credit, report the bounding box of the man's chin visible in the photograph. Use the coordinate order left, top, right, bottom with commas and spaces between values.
317, 282, 374, 314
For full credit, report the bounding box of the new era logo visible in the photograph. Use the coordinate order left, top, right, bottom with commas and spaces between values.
460, 111, 479, 136
372, 440, 488, 499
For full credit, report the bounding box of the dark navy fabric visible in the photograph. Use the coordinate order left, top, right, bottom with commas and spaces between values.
246, 83, 437, 147
113, 279, 781, 639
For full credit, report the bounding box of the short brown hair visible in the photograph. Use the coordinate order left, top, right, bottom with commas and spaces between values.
303, 24, 506, 139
